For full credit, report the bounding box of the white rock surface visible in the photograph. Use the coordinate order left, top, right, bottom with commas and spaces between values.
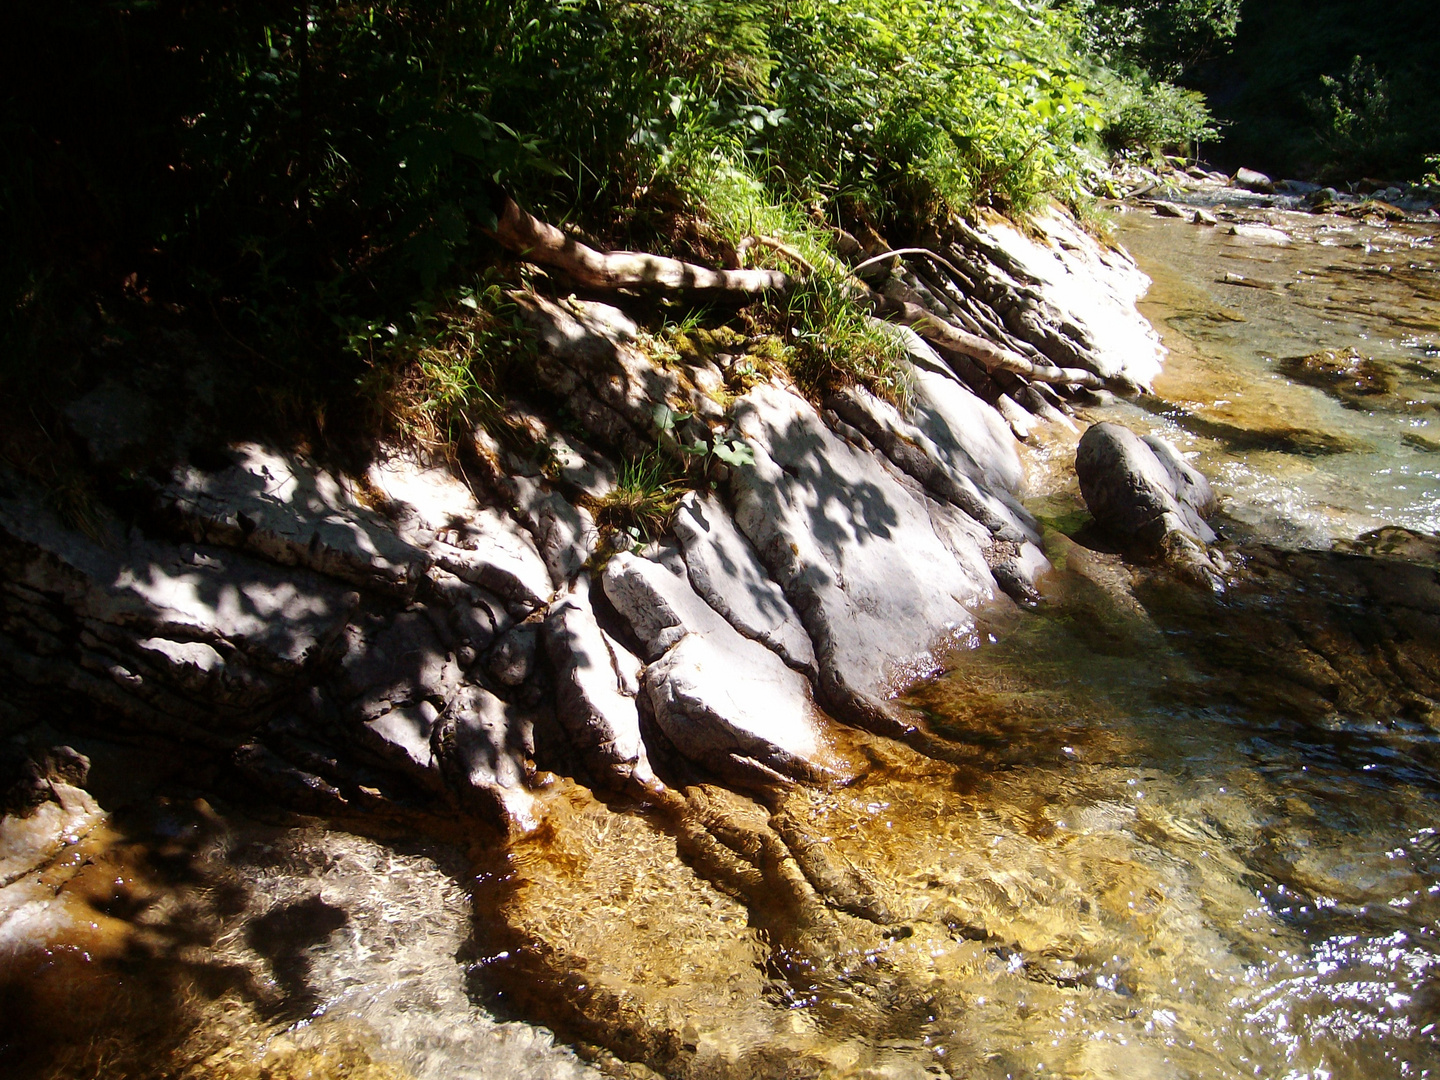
602, 552, 838, 785
729, 383, 996, 730
672, 494, 818, 678
542, 574, 653, 784
982, 208, 1166, 390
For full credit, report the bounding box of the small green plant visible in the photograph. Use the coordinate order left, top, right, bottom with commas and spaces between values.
1422, 155, 1440, 190
592, 454, 685, 542
779, 276, 911, 407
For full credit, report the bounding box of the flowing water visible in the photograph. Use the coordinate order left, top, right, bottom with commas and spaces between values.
6, 201, 1440, 1079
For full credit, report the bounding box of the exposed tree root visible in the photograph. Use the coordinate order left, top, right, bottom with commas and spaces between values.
490, 198, 788, 296
492, 198, 1130, 415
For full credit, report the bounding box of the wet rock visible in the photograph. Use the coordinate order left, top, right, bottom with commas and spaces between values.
1076, 423, 1221, 584
1278, 348, 1397, 408
234, 743, 350, 812
542, 574, 654, 785
729, 383, 995, 732
1233, 168, 1275, 194
1151, 201, 1190, 219
1193, 208, 1218, 226
671, 495, 818, 678
1333, 525, 1440, 566
1227, 223, 1291, 246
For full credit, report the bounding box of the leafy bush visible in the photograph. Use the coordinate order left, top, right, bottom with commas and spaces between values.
1, 0, 1137, 446
1304, 58, 1403, 178
1099, 77, 1218, 154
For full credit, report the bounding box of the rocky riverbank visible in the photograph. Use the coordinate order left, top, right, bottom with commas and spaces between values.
6, 197, 1440, 1078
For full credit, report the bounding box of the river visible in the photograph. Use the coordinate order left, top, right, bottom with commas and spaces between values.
5, 199, 1440, 1079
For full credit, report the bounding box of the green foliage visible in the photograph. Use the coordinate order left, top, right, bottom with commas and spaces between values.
1304, 58, 1401, 178
593, 454, 685, 542
1423, 156, 1440, 190
1098, 77, 1218, 154
2, 0, 1161, 443
1063, 0, 1241, 81
355, 278, 524, 453
1208, 0, 1440, 181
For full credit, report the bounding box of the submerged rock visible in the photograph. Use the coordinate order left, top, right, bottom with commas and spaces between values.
1279, 347, 1398, 408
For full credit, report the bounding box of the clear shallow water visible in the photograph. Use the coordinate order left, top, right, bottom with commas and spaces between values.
1106, 202, 1440, 544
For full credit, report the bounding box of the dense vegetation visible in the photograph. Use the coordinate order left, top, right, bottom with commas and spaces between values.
3, 2, 1119, 443
6, 0, 1431, 477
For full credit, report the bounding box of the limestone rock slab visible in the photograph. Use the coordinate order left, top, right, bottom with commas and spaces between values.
543, 575, 653, 785
672, 494, 818, 679
645, 632, 837, 786
167, 444, 429, 594
730, 384, 996, 730
601, 552, 839, 785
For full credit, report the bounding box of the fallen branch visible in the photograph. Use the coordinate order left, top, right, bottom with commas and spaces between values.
850, 246, 972, 283
490, 198, 790, 297
491, 198, 1111, 392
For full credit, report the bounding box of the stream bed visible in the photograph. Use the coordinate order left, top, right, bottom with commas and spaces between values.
5, 201, 1440, 1080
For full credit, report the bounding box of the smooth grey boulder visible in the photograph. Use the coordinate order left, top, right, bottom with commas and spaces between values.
729, 383, 997, 732
542, 574, 654, 785
600, 550, 732, 661
1076, 422, 1220, 570
1233, 167, 1275, 194
645, 632, 838, 786
672, 494, 818, 679
601, 552, 840, 786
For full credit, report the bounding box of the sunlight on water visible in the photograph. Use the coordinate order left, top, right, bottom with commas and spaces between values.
1108, 203, 1440, 543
